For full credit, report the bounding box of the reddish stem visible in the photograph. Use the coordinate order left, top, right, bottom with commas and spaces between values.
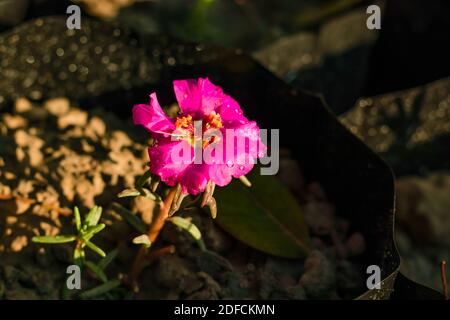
129, 188, 177, 286
145, 245, 175, 262
441, 260, 448, 300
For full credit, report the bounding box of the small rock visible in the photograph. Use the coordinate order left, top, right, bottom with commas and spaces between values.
186, 272, 222, 300
10, 235, 28, 252
196, 250, 233, 280
57, 109, 88, 129
299, 250, 335, 299
14, 97, 32, 113
43, 98, 70, 116
303, 202, 335, 236
154, 255, 190, 288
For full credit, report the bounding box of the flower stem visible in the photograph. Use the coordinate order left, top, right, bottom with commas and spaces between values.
129, 187, 177, 286
441, 260, 448, 300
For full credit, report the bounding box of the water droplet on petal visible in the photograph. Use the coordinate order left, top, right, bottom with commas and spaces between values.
226, 160, 233, 168
239, 166, 244, 170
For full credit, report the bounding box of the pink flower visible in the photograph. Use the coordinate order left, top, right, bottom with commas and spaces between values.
133, 78, 267, 195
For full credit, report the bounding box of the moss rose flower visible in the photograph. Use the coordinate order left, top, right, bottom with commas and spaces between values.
133, 78, 266, 195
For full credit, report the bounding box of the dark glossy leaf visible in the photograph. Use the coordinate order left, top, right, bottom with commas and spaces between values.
214, 170, 311, 258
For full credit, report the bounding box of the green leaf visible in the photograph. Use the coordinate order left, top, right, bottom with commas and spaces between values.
32, 235, 77, 244
136, 170, 152, 188
112, 202, 147, 234
169, 184, 187, 216
74, 207, 82, 231
79, 279, 122, 299
202, 196, 217, 219
84, 206, 102, 227
239, 175, 252, 187
138, 188, 162, 202
169, 216, 205, 250
82, 224, 105, 241
85, 240, 106, 258
98, 249, 118, 270
214, 169, 311, 258
85, 261, 108, 283
132, 234, 152, 248
118, 188, 161, 202
117, 188, 141, 198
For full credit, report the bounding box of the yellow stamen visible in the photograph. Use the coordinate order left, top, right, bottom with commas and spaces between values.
205, 111, 222, 130
175, 114, 193, 129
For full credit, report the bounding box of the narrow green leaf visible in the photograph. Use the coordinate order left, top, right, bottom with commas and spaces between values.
169, 216, 205, 250
112, 202, 147, 234
118, 187, 161, 202
98, 249, 118, 270
136, 170, 152, 188
117, 188, 141, 198
201, 181, 216, 207
32, 235, 77, 244
203, 196, 217, 219
84, 206, 102, 227
85, 240, 106, 257
239, 175, 252, 187
214, 169, 311, 258
132, 234, 151, 248
169, 184, 187, 216
138, 188, 162, 202
82, 224, 105, 241
85, 261, 108, 283
79, 279, 121, 299
74, 207, 81, 231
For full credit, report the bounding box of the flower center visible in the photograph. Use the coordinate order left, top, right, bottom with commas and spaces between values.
204, 111, 223, 130
174, 114, 194, 131
173, 111, 223, 148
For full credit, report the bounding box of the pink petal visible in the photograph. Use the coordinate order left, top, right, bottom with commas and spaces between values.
173, 79, 203, 116
208, 164, 233, 186
148, 140, 192, 187
133, 93, 175, 135
173, 78, 225, 117
215, 95, 249, 128
179, 164, 209, 195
